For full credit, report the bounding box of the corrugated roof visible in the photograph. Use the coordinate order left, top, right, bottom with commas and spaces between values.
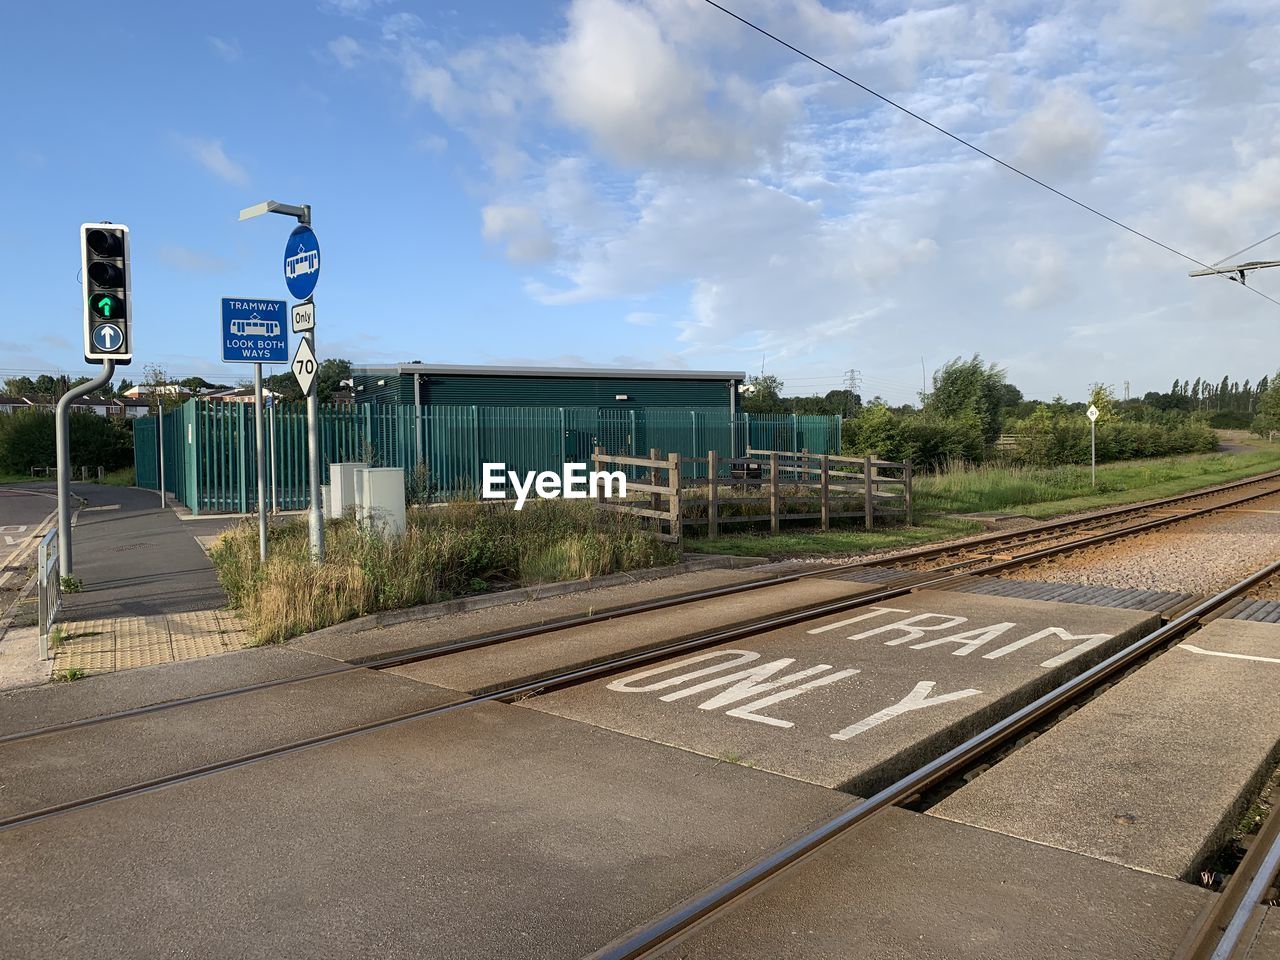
352, 362, 746, 381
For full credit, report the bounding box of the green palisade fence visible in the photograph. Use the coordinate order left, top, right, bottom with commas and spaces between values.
133, 399, 840, 515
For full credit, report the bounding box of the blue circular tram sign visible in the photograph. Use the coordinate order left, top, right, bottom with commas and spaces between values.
283, 225, 321, 300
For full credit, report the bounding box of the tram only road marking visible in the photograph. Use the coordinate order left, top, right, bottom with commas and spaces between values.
529, 591, 1161, 795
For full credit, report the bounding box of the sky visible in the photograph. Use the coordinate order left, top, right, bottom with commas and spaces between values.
2, 0, 1278, 405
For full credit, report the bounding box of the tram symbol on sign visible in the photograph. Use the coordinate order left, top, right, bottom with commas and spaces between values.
285, 244, 319, 281
91, 323, 124, 352
229, 313, 281, 337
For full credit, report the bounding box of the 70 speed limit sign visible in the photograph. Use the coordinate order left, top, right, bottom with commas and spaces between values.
292, 337, 317, 395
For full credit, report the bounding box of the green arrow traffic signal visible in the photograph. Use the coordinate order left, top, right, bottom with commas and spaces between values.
91, 293, 122, 319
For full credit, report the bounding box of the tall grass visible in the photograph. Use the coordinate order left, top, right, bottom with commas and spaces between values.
916, 450, 1280, 514
210, 499, 679, 644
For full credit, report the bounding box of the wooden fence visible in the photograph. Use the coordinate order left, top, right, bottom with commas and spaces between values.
592, 446, 912, 543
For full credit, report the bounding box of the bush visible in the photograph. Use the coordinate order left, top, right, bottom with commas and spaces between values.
210, 498, 680, 643
0, 409, 133, 474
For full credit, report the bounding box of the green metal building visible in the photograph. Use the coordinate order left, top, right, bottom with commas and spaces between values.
351, 363, 746, 414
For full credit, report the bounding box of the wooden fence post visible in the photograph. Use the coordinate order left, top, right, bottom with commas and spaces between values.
820, 455, 830, 531
649, 447, 661, 516
667, 452, 682, 544
769, 451, 780, 534
707, 449, 719, 540
903, 458, 913, 526
863, 454, 874, 530
593, 446, 605, 506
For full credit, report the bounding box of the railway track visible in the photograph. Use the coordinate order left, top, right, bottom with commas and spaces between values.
591, 559, 1280, 960
9, 468, 1276, 751
3, 470, 1279, 835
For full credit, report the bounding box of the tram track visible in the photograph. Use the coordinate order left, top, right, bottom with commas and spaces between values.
590, 559, 1280, 960
8, 469, 1280, 750
3, 471, 1280, 834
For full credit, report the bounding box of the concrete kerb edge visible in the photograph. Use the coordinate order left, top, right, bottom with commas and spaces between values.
294, 554, 772, 654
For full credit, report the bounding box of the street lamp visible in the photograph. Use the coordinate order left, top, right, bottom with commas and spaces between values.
240, 199, 323, 563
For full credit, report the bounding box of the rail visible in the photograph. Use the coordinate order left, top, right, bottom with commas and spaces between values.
589, 556, 1280, 959
36, 527, 59, 660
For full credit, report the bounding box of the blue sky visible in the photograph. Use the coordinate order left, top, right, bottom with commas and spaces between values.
3, 0, 1279, 403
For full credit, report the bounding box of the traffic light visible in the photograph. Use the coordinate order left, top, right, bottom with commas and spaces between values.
80, 222, 132, 364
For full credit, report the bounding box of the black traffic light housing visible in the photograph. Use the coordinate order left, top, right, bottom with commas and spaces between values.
81, 222, 132, 364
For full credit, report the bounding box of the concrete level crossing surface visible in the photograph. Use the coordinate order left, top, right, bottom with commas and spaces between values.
1250, 911, 1280, 960
931, 615, 1280, 879
384, 576, 885, 694
0, 702, 857, 960
527, 591, 1159, 794
0, 645, 339, 737
642, 805, 1211, 960
0, 668, 461, 820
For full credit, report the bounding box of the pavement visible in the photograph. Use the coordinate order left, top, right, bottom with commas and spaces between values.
0, 483, 247, 688
930, 615, 1280, 879
526, 590, 1159, 794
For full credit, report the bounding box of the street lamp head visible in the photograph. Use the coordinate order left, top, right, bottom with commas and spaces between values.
238, 200, 311, 224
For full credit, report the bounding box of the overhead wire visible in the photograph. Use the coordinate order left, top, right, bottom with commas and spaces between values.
1211, 228, 1280, 267
700, 0, 1280, 311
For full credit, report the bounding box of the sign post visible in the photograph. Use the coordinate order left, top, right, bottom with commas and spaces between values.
1086, 404, 1099, 487
221, 297, 288, 563
239, 200, 323, 563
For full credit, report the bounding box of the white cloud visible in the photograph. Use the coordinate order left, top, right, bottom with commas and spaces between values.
349, 0, 1280, 398
207, 36, 241, 62
481, 204, 557, 263
318, 0, 391, 16
328, 35, 365, 69
175, 135, 249, 186
624, 312, 659, 326
1011, 86, 1107, 181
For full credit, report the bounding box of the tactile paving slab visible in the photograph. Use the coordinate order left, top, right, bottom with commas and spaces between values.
52, 608, 255, 677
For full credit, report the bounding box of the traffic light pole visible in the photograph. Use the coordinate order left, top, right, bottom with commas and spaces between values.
55, 360, 115, 577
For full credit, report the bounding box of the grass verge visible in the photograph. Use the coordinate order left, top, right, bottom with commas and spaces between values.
686, 449, 1280, 559
211, 498, 679, 644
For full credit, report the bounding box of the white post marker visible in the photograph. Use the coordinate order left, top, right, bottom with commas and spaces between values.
1087, 404, 1099, 487
292, 338, 317, 396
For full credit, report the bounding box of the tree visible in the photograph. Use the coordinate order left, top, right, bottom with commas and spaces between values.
3, 376, 35, 396
1088, 383, 1117, 421
923, 354, 1010, 443
266, 357, 351, 404
1256, 371, 1280, 435
741, 375, 784, 414
141, 364, 182, 414
117, 378, 135, 396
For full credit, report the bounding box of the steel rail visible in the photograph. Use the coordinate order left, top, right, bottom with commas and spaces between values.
1177, 784, 1280, 960
4, 481, 1278, 833
589, 556, 1280, 960
0, 561, 855, 746
7, 469, 1275, 748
